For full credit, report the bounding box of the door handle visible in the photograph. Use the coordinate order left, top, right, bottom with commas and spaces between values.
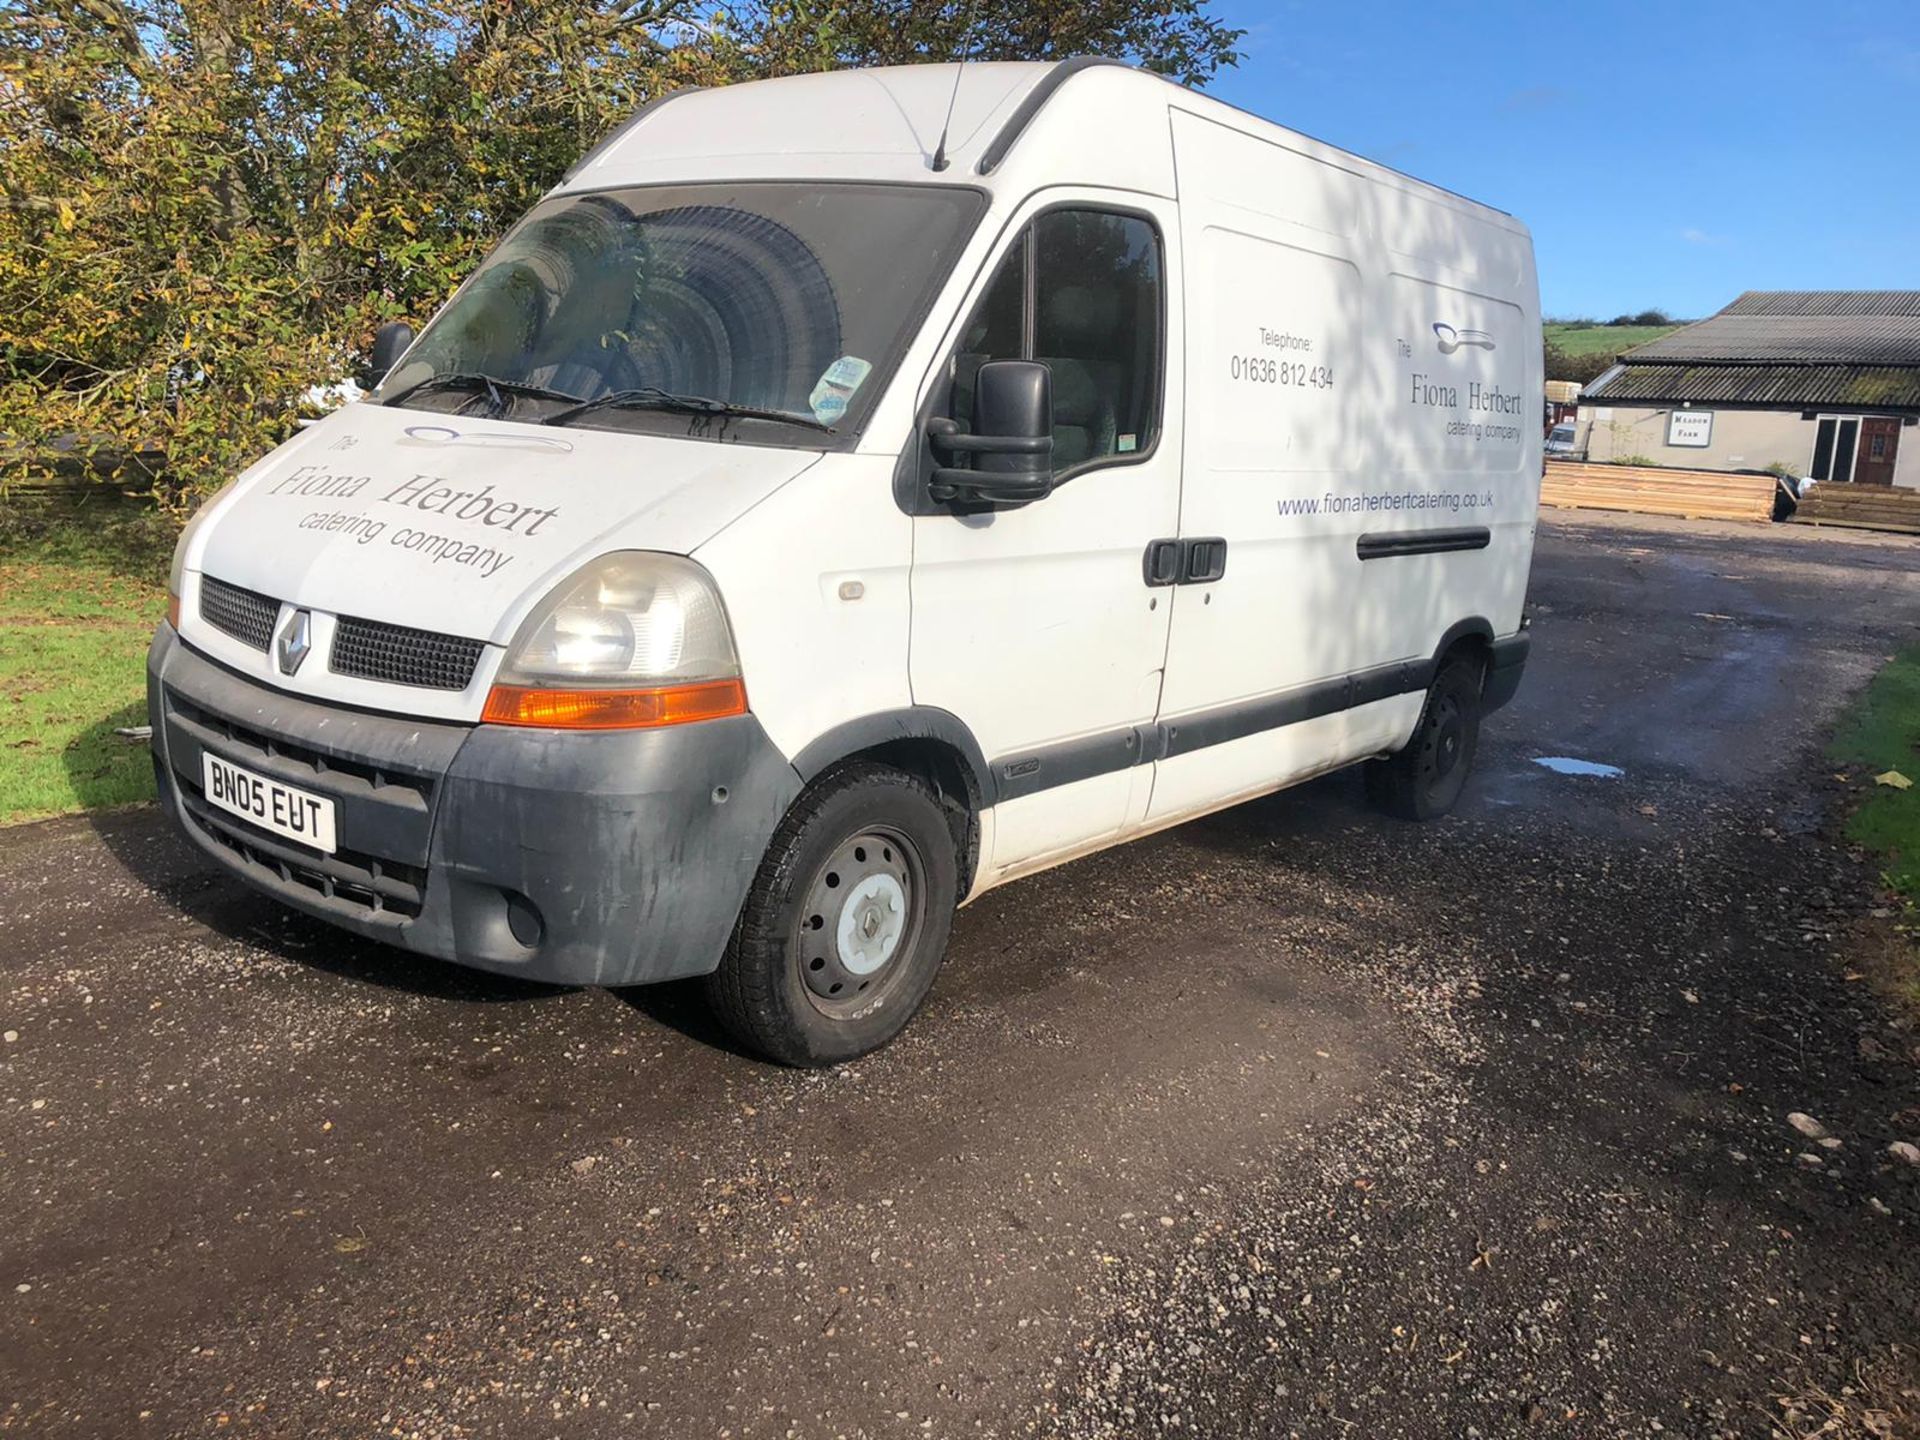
1143, 537, 1229, 587
1181, 537, 1228, 584
1143, 539, 1182, 587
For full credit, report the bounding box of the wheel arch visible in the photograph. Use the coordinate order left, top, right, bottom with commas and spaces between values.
1376, 617, 1497, 759
788, 708, 991, 894
1430, 616, 1496, 685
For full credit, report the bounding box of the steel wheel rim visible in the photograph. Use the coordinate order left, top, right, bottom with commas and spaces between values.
794, 825, 926, 1018
1423, 693, 1465, 789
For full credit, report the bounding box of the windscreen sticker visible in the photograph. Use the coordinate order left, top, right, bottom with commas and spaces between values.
809, 355, 872, 425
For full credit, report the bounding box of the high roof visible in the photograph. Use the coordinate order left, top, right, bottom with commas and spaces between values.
551, 60, 1523, 230
562, 62, 1062, 191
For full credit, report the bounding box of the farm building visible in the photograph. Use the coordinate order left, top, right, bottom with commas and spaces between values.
1573, 291, 1920, 488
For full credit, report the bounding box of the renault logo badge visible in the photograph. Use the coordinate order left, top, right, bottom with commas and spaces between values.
275, 608, 312, 676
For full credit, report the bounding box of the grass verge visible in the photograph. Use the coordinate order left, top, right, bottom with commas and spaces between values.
1829, 647, 1920, 1008
0, 498, 173, 825
1831, 647, 1920, 903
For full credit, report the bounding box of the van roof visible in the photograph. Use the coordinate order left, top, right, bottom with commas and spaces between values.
558, 60, 1519, 230
560, 61, 1061, 192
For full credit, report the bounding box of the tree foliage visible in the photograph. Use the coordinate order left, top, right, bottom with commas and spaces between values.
0, 0, 1240, 504
1543, 345, 1616, 385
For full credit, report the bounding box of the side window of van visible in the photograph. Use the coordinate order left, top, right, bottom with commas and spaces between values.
951, 210, 1163, 476
949, 237, 1027, 438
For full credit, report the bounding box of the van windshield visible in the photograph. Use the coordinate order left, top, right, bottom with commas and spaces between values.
379, 182, 986, 444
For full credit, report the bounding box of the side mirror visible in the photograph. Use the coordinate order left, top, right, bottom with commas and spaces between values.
365, 321, 415, 389
928, 360, 1054, 507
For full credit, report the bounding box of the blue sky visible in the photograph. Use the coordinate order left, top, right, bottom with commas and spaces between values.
1200, 0, 1918, 320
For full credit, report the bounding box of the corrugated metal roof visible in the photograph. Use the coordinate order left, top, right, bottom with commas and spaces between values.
1582, 363, 1920, 409
1627, 316, 1920, 364
1625, 291, 1920, 364
1721, 290, 1920, 318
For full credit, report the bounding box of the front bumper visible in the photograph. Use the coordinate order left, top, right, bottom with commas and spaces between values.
147, 625, 801, 986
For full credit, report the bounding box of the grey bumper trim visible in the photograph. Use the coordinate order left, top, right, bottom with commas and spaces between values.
148, 627, 802, 987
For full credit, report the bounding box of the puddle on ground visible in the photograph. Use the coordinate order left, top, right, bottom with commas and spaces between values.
1531, 756, 1625, 779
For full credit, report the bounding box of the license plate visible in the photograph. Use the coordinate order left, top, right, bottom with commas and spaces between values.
201, 752, 338, 854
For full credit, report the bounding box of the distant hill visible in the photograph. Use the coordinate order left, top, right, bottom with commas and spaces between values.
1545, 322, 1685, 358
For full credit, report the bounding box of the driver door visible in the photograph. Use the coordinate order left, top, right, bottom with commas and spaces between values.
907, 195, 1183, 880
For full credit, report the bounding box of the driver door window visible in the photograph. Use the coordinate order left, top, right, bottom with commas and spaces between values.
951, 210, 1164, 477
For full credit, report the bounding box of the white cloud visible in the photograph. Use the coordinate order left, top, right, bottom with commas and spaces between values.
1504, 86, 1568, 112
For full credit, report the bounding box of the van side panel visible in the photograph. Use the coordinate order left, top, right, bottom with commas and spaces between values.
1146, 107, 1540, 824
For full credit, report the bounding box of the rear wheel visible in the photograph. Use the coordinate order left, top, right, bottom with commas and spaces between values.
1365, 656, 1483, 821
706, 762, 959, 1066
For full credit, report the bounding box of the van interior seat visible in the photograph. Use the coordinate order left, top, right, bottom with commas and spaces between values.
1038, 285, 1126, 468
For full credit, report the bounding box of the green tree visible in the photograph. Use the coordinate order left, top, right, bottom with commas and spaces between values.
0, 0, 1240, 506
732, 0, 1241, 85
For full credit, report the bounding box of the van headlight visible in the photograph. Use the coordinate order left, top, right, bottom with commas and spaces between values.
482, 552, 747, 729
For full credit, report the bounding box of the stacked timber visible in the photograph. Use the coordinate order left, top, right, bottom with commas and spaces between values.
1791, 484, 1920, 535
1539, 462, 1776, 524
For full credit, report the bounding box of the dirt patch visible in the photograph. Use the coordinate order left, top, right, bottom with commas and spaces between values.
1832, 909, 1920, 1038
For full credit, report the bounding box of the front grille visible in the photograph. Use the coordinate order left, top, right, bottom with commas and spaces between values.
201, 577, 279, 651
164, 681, 435, 922
165, 688, 435, 809
331, 616, 486, 692
178, 787, 426, 919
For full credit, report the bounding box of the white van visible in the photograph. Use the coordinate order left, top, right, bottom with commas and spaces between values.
151, 60, 1539, 1064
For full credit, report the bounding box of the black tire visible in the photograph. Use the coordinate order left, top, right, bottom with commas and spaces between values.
706, 762, 960, 1066
1365, 656, 1484, 821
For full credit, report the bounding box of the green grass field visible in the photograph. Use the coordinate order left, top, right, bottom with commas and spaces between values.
1544, 323, 1683, 358
0, 506, 170, 824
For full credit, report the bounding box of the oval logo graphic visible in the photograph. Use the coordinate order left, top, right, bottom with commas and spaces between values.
402, 424, 573, 453
1433, 322, 1497, 355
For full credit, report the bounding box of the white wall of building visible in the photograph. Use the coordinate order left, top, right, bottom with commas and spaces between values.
1572, 404, 1919, 488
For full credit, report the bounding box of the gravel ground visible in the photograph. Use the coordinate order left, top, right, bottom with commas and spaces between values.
3, 510, 1919, 1439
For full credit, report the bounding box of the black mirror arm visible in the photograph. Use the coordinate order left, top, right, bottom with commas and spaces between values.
925, 417, 1055, 507
928, 466, 1053, 506
925, 416, 1052, 456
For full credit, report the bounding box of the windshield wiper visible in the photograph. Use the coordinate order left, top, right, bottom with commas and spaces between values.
544, 386, 836, 433
380, 372, 586, 415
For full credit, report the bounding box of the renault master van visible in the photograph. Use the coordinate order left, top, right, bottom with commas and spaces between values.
150, 60, 1538, 1065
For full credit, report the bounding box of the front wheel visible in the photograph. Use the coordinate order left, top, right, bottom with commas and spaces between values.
1365, 656, 1483, 821
706, 762, 959, 1066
